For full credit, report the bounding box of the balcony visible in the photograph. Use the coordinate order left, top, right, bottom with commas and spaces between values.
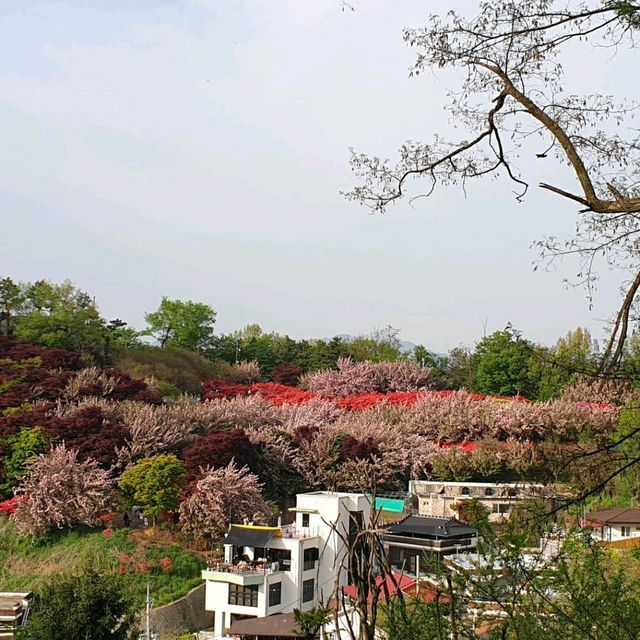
279, 525, 318, 540
202, 561, 282, 586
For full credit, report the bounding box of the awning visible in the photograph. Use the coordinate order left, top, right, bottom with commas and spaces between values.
375, 497, 406, 513
230, 612, 300, 637
224, 525, 280, 548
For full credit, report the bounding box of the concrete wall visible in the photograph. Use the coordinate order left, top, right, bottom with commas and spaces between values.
150, 583, 212, 638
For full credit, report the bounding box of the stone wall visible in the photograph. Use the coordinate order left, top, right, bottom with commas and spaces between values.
149, 583, 212, 637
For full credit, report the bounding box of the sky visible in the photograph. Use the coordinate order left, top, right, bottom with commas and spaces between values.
0, 0, 636, 353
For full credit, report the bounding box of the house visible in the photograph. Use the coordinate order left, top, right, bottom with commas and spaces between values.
0, 592, 32, 640
202, 491, 371, 639
382, 515, 478, 574
409, 480, 548, 522
584, 508, 640, 542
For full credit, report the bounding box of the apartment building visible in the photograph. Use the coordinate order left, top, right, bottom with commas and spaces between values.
409, 480, 547, 522
202, 491, 370, 639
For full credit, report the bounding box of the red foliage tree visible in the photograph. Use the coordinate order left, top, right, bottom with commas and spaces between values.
183, 429, 260, 480
272, 364, 303, 386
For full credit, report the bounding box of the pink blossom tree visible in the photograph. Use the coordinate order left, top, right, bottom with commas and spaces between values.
12, 443, 114, 537
302, 358, 433, 397
179, 461, 271, 541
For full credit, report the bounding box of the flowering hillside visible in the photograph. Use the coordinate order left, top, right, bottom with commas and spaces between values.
0, 339, 630, 542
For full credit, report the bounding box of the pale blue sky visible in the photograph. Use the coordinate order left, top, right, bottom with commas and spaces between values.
0, 1, 635, 352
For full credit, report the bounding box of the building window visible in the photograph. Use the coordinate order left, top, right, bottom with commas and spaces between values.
303, 547, 319, 571
302, 579, 314, 603
302, 513, 310, 528
228, 584, 258, 607
508, 489, 518, 497
461, 487, 470, 496
484, 487, 494, 496
269, 582, 282, 607
492, 503, 510, 514
271, 548, 291, 571
622, 526, 631, 537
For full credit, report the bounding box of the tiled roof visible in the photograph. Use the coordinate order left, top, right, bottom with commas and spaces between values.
586, 508, 640, 525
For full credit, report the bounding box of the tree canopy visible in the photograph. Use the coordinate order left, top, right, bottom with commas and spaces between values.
16, 571, 135, 640
144, 297, 217, 351
472, 326, 539, 398
118, 454, 186, 519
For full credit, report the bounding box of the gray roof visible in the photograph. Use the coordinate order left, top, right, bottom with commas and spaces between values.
386, 515, 476, 539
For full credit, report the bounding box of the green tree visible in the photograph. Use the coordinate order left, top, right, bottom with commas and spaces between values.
118, 454, 186, 522
0, 276, 24, 337
16, 571, 135, 640
0, 427, 47, 497
14, 279, 106, 359
444, 345, 475, 390
472, 326, 539, 398
381, 596, 449, 640
144, 297, 216, 351
536, 327, 597, 400
293, 606, 331, 640
101, 318, 142, 363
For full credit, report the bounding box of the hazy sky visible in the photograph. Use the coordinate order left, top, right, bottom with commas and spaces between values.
0, 1, 636, 352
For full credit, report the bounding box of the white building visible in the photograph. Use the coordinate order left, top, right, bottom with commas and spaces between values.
584, 508, 640, 542
202, 491, 370, 639
409, 480, 549, 522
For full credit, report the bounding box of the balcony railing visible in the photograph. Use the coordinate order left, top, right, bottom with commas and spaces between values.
279, 525, 318, 539
205, 561, 281, 575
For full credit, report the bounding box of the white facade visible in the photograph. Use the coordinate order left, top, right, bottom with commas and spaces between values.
409, 480, 546, 522
590, 522, 640, 542
202, 491, 371, 638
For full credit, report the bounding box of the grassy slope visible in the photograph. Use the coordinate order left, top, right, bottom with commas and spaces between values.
0, 519, 204, 607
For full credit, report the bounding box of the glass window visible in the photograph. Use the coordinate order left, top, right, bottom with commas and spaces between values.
270, 549, 291, 571
228, 584, 258, 607
622, 526, 631, 537
302, 513, 310, 528
269, 582, 282, 607
461, 487, 470, 496
484, 487, 494, 496
302, 579, 314, 603
303, 547, 319, 571
492, 503, 510, 514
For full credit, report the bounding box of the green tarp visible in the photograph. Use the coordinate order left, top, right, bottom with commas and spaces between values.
375, 497, 405, 513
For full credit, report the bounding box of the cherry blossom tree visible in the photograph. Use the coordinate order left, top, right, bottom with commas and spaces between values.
303, 358, 433, 397
12, 443, 114, 537
179, 461, 270, 541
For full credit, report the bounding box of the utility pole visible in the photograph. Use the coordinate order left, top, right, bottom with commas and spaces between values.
145, 582, 152, 640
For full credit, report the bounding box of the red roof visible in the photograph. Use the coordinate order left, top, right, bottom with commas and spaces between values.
341, 571, 446, 604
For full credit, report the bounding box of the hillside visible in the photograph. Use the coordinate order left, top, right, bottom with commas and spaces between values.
0, 519, 203, 607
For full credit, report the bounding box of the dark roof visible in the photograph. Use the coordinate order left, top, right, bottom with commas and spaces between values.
230, 612, 300, 637
586, 508, 640, 525
224, 525, 279, 547
386, 515, 476, 539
